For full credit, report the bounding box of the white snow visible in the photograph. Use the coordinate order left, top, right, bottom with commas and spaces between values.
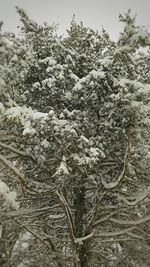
138, 84, 150, 95
80, 135, 89, 144
53, 156, 69, 177
0, 225, 2, 238
70, 72, 79, 82
41, 139, 50, 148
6, 106, 48, 136
23, 126, 36, 136
131, 29, 150, 44
0, 102, 5, 114
32, 82, 40, 88
89, 147, 99, 157
0, 179, 19, 209
39, 57, 57, 66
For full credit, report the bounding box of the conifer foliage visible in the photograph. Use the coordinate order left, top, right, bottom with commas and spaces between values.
0, 8, 150, 267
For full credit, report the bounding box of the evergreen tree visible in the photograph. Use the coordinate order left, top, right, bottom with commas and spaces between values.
0, 8, 150, 267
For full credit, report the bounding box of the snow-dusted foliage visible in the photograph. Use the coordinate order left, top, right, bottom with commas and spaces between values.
0, 8, 150, 267
0, 179, 19, 210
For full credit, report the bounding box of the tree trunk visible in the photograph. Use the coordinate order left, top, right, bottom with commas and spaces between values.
73, 176, 90, 267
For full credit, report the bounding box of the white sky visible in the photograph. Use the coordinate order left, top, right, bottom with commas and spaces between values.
0, 0, 149, 40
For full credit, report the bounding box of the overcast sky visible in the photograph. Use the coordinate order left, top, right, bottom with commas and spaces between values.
0, 0, 149, 40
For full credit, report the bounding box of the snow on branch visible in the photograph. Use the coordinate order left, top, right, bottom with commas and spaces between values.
0, 206, 57, 220
55, 190, 79, 266
101, 148, 128, 189
74, 231, 95, 245
0, 154, 41, 194
0, 154, 27, 187
95, 227, 134, 238
0, 179, 19, 209
55, 190, 75, 240
118, 187, 150, 206
110, 215, 150, 225
0, 142, 35, 161
127, 232, 146, 240
0, 142, 27, 157
52, 156, 69, 177
23, 226, 64, 267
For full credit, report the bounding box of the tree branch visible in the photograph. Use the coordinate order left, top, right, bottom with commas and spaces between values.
0, 153, 27, 187
118, 188, 150, 206
101, 148, 128, 189
110, 215, 150, 225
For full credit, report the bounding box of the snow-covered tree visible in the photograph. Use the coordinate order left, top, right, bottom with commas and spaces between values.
0, 8, 150, 267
